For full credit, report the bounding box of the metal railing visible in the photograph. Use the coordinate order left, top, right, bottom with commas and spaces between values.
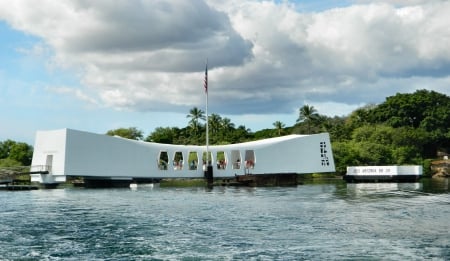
0, 165, 51, 185
30, 165, 52, 173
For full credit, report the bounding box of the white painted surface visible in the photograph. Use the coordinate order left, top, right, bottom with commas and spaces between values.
31, 128, 336, 183
30, 129, 67, 184
346, 166, 423, 176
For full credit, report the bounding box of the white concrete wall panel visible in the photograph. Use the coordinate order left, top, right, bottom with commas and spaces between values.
30, 129, 67, 175
32, 129, 336, 181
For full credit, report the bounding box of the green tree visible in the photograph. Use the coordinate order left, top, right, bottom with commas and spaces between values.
347, 104, 376, 129
368, 89, 450, 130
321, 116, 351, 141
331, 141, 360, 173
220, 117, 235, 132
231, 125, 252, 143
208, 113, 222, 135
0, 140, 16, 159
186, 107, 205, 136
9, 142, 33, 166
172, 127, 190, 145
220, 117, 235, 142
356, 141, 393, 165
366, 90, 450, 157
208, 113, 222, 144
95, 90, 450, 174
0, 140, 33, 167
273, 121, 285, 136
297, 105, 319, 134
146, 127, 175, 144
254, 128, 276, 140
392, 146, 422, 165
106, 127, 144, 140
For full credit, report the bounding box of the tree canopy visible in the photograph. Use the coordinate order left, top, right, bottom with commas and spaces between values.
365, 90, 450, 158
297, 105, 319, 134
367, 90, 450, 131
106, 127, 144, 140
103, 90, 449, 176
0, 140, 33, 167
273, 121, 285, 136
5, 89, 447, 176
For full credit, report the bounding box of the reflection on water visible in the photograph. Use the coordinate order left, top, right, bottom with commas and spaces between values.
347, 182, 422, 194
422, 177, 449, 193
339, 178, 449, 201
0, 178, 448, 260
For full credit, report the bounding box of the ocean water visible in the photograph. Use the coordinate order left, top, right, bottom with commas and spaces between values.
0, 179, 449, 260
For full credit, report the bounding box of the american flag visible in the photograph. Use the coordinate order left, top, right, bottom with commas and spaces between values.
204, 63, 208, 93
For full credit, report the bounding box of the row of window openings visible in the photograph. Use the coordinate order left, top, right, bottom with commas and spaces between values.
158, 150, 256, 171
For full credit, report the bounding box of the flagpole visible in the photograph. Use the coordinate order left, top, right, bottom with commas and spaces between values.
204, 59, 213, 187
204, 59, 209, 166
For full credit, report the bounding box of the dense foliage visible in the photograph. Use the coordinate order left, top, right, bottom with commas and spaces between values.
0, 140, 33, 167
3, 90, 448, 176
106, 127, 144, 140
104, 90, 449, 175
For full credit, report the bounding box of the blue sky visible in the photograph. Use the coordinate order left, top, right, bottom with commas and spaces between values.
0, 19, 213, 143
1, 0, 450, 144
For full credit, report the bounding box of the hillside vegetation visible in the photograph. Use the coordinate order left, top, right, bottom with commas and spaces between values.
106, 90, 450, 176
2, 90, 449, 177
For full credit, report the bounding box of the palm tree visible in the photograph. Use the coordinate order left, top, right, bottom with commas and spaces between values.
273, 121, 285, 136
186, 107, 205, 135
221, 117, 235, 132
208, 113, 222, 135
297, 105, 319, 134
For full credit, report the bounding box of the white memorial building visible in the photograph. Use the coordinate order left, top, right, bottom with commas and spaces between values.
30, 128, 336, 185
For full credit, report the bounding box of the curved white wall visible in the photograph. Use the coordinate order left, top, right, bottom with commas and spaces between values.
31, 128, 335, 183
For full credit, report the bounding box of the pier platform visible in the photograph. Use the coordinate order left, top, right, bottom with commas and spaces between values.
0, 184, 39, 191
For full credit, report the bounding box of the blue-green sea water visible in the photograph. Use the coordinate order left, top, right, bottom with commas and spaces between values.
0, 179, 449, 260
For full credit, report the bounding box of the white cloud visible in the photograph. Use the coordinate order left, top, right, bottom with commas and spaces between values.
46, 86, 99, 106
1, 0, 449, 119
313, 101, 367, 117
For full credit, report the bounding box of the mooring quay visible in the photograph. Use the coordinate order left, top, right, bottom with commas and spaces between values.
0, 184, 39, 191
29, 128, 336, 187
0, 168, 48, 190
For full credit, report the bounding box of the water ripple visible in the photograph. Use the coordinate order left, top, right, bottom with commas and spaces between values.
0, 180, 449, 260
